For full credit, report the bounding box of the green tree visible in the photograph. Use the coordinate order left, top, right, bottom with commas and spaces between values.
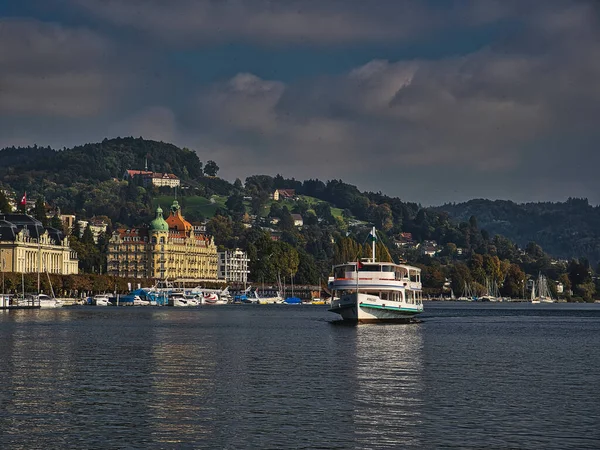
0, 190, 11, 213
204, 160, 219, 177
34, 196, 48, 226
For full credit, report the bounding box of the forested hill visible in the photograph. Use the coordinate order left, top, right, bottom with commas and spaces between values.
434, 198, 600, 264
0, 137, 202, 185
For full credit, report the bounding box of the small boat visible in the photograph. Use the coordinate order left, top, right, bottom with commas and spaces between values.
170, 292, 189, 307
254, 290, 283, 304
94, 294, 111, 306
329, 227, 424, 323
284, 296, 302, 305
37, 294, 63, 308
133, 295, 150, 306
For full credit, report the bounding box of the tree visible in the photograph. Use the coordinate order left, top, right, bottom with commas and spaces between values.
34, 196, 48, 226
0, 190, 11, 213
204, 160, 219, 177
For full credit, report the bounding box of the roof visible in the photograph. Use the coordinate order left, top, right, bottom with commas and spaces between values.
291, 214, 303, 221
146, 172, 179, 180
0, 214, 64, 243
276, 189, 295, 197
126, 170, 152, 177
165, 200, 192, 232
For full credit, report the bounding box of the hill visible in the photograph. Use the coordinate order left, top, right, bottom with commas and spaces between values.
434, 198, 600, 265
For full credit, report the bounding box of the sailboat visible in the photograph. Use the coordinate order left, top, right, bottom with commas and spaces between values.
37, 270, 63, 308
530, 279, 539, 304
536, 273, 555, 303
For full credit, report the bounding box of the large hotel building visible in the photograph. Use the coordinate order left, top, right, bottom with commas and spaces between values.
107, 201, 218, 281
0, 214, 79, 274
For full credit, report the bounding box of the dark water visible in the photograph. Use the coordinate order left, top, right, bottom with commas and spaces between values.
1, 302, 599, 449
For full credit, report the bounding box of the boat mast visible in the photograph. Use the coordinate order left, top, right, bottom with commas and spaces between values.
372, 226, 376, 263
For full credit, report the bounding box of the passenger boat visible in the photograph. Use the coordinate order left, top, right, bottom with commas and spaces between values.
328, 227, 424, 323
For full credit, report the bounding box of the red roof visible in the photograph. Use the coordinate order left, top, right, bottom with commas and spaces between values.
126, 170, 152, 178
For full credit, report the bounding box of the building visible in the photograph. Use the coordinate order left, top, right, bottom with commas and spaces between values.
143, 172, 180, 188
291, 214, 303, 227
218, 249, 250, 284
0, 214, 78, 274
107, 201, 217, 281
272, 189, 295, 201
124, 169, 181, 188
77, 219, 109, 243
123, 169, 152, 180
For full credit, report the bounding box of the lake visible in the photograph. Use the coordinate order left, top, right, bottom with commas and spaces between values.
1, 302, 599, 449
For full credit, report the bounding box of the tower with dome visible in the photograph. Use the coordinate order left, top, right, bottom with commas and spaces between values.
107, 201, 218, 281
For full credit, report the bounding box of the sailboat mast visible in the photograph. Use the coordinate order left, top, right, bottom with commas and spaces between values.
372, 226, 376, 263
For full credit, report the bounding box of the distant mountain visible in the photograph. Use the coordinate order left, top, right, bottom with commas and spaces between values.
434, 198, 600, 265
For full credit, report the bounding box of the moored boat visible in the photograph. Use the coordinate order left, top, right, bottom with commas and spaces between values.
93, 294, 111, 306
328, 227, 424, 323
37, 294, 64, 308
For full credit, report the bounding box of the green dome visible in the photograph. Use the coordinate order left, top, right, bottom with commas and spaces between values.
150, 206, 169, 231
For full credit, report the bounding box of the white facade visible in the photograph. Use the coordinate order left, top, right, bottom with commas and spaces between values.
218, 249, 250, 283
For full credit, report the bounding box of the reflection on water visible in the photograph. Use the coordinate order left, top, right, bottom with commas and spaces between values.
0, 304, 599, 449
354, 324, 424, 448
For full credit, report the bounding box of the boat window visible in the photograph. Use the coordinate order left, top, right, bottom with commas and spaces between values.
382, 265, 394, 272
381, 291, 389, 300
359, 265, 380, 272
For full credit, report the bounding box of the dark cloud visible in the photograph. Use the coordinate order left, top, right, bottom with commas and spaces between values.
68, 0, 531, 46
1, 1, 599, 205
0, 19, 123, 117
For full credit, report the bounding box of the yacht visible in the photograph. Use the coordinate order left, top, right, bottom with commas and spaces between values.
37, 294, 64, 308
94, 294, 111, 306
328, 227, 424, 323
170, 292, 190, 307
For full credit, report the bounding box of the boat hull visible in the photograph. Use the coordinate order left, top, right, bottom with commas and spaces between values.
329, 293, 422, 323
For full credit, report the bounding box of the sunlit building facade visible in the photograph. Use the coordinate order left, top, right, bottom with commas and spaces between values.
0, 214, 79, 274
108, 201, 217, 281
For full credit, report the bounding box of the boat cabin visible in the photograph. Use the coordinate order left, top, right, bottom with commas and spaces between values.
332, 262, 421, 283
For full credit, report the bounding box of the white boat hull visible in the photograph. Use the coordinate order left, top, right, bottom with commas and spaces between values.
329, 293, 422, 323
39, 299, 63, 308
258, 297, 283, 304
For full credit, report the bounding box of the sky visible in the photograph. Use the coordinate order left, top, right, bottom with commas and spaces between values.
1, 0, 599, 206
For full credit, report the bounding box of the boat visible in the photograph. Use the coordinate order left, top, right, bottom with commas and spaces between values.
532, 273, 555, 303
133, 295, 150, 306
37, 294, 63, 308
170, 292, 190, 307
93, 294, 111, 306
328, 227, 424, 323
253, 289, 283, 304
283, 296, 302, 305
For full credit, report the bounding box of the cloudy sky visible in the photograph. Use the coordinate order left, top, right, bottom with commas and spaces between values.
1, 1, 599, 205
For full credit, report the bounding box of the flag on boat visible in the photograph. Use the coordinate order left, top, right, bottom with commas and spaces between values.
20, 192, 27, 206
369, 230, 377, 242
357, 260, 364, 269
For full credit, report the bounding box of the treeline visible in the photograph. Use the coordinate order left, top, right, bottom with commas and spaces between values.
436, 198, 600, 265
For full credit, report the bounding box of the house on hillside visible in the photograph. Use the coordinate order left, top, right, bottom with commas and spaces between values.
394, 232, 414, 248
291, 214, 303, 227
142, 172, 180, 188
272, 189, 296, 201
123, 169, 180, 188
421, 240, 440, 257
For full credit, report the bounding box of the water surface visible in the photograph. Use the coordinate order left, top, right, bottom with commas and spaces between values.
0, 302, 599, 449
